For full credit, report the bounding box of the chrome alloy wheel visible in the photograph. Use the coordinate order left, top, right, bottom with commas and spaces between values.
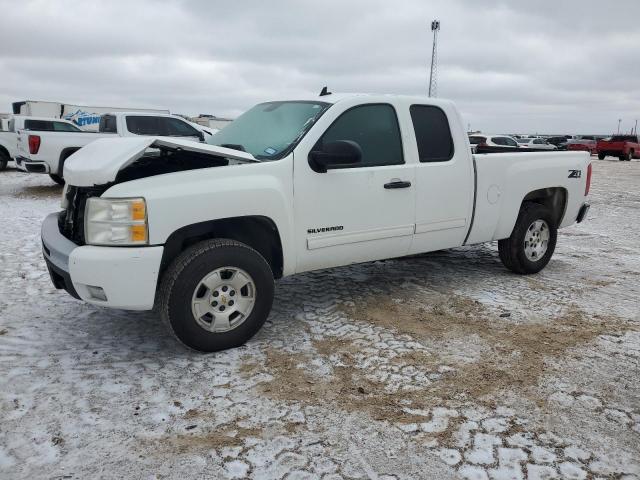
191, 267, 256, 332
524, 220, 550, 262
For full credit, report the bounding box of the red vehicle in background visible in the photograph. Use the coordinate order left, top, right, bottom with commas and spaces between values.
567, 139, 597, 155
596, 135, 640, 161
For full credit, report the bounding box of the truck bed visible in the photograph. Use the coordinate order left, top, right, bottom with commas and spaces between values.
466, 151, 590, 244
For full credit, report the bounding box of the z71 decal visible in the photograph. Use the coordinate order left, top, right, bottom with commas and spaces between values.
307, 226, 344, 234
568, 170, 582, 178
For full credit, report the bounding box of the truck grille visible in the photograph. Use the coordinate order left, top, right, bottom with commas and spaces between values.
59, 185, 107, 245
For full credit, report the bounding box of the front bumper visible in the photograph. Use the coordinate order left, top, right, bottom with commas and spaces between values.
42, 212, 164, 310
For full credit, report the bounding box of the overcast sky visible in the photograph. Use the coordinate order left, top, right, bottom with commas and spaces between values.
1, 0, 639, 134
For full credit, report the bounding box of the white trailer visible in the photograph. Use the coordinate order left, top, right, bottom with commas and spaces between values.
12, 101, 170, 132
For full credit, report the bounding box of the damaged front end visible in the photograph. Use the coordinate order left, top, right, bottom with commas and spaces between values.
59, 137, 259, 244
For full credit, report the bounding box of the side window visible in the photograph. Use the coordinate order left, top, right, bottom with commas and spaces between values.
315, 104, 403, 167
534, 139, 544, 145
99, 115, 118, 133
166, 118, 200, 137
53, 122, 81, 132
409, 105, 454, 162
492, 137, 506, 146
126, 116, 165, 135
503, 137, 518, 147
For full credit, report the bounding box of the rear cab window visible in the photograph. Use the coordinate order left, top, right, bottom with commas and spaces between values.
409, 105, 454, 162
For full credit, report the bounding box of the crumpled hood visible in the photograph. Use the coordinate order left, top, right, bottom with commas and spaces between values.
63, 136, 257, 186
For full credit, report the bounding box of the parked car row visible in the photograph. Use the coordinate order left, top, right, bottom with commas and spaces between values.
469, 134, 558, 153
469, 132, 639, 161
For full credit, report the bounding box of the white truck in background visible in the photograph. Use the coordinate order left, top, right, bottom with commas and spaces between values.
0, 118, 18, 170
16, 112, 208, 184
41, 93, 592, 352
12, 100, 169, 131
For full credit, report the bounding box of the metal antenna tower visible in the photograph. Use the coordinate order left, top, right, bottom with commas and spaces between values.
428, 20, 440, 97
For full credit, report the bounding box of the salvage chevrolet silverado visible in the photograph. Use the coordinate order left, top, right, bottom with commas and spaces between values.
41, 94, 592, 352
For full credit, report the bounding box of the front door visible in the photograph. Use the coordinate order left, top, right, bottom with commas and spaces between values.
293, 102, 416, 273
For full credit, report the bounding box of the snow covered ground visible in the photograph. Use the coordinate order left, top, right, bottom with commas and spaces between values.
0, 160, 638, 480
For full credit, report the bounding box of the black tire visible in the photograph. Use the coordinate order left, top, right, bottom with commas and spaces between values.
159, 238, 274, 352
49, 174, 65, 185
597, 153, 605, 160
627, 150, 634, 161
0, 150, 8, 170
498, 202, 558, 274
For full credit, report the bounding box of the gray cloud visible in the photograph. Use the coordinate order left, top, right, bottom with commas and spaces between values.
1, 0, 639, 134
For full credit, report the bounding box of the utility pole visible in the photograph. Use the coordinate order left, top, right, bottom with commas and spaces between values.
428, 20, 440, 98
617, 118, 621, 134
634, 119, 638, 135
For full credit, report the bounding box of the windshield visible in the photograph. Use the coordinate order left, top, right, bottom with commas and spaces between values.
211, 101, 331, 160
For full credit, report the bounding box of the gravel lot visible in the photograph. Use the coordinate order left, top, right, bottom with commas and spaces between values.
1, 160, 638, 480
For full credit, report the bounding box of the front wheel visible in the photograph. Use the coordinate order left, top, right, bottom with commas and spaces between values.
597, 153, 605, 160
498, 203, 557, 274
158, 239, 275, 352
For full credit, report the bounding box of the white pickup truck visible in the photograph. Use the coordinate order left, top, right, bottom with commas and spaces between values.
17, 112, 207, 184
41, 93, 592, 352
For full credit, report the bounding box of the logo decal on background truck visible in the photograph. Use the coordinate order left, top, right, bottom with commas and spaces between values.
568, 170, 582, 178
307, 226, 344, 234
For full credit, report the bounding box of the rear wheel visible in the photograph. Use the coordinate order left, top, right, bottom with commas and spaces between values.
597, 153, 605, 160
498, 203, 557, 274
49, 174, 64, 185
628, 150, 634, 161
159, 238, 275, 352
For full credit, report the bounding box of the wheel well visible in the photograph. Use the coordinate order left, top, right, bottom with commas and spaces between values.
160, 216, 284, 279
521, 187, 567, 226
58, 147, 80, 175
0, 145, 9, 159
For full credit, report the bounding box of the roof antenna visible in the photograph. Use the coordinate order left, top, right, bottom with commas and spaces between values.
319, 86, 332, 97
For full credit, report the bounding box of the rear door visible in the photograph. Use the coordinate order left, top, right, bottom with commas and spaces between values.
408, 103, 474, 253
293, 101, 416, 273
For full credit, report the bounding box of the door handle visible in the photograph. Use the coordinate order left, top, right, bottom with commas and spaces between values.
384, 180, 412, 189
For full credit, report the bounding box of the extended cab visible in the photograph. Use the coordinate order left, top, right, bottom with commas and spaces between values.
17, 112, 206, 184
41, 94, 592, 352
596, 135, 640, 161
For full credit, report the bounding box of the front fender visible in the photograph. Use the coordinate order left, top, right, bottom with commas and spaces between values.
102, 158, 296, 275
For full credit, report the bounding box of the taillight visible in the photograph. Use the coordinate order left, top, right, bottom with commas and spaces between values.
28, 135, 41, 154
585, 163, 592, 196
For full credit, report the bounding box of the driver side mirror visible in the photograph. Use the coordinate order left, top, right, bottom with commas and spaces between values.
308, 140, 362, 173
197, 131, 205, 142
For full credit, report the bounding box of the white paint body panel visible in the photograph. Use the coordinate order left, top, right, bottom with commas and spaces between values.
69, 245, 163, 310
59, 94, 592, 311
